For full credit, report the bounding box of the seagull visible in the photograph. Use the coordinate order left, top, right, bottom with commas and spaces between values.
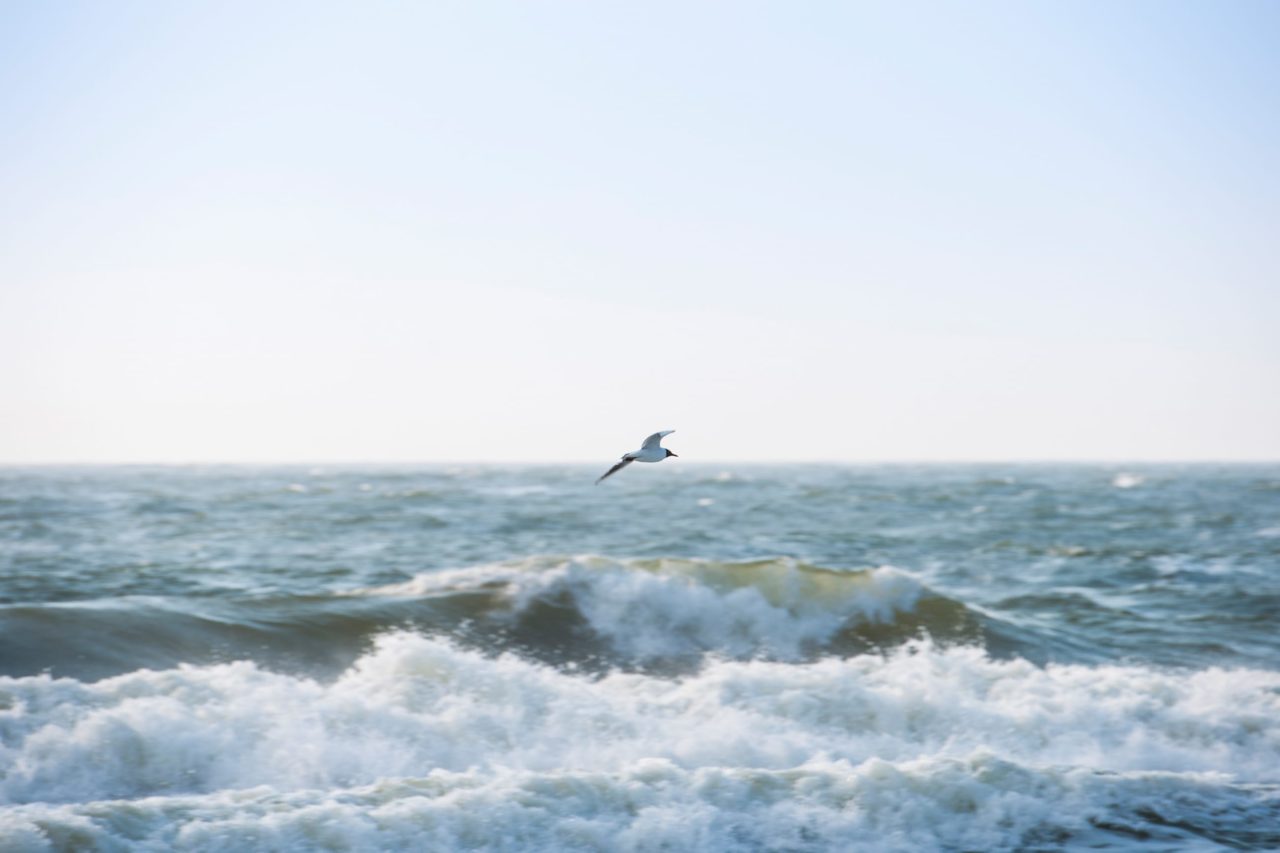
596, 430, 678, 484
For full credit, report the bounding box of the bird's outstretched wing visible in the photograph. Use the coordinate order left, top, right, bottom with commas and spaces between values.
596, 457, 634, 484
640, 430, 675, 451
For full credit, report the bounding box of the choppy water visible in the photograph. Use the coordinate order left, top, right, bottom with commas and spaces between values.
1, 464, 1278, 851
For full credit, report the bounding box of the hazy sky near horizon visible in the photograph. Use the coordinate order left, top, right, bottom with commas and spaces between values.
2, 1, 1278, 463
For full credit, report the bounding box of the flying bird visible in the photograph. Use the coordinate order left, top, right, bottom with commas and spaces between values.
596, 430, 678, 484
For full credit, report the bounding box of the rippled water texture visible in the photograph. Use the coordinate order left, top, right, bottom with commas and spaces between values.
1, 464, 1278, 850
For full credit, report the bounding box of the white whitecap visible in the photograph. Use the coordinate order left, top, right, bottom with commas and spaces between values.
1, 637, 1277, 851
1111, 473, 1144, 489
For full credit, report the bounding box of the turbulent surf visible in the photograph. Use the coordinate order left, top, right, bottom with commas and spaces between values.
2, 464, 1278, 850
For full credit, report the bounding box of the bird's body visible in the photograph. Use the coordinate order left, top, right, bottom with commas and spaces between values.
596, 430, 678, 484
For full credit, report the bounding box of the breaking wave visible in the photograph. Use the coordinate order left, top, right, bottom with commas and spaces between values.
352, 555, 986, 668
2, 635, 1277, 850
2, 556, 1007, 679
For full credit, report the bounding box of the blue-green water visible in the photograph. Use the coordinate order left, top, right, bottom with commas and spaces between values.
2, 464, 1278, 850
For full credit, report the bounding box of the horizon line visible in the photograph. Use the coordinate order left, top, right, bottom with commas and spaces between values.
2, 458, 1278, 468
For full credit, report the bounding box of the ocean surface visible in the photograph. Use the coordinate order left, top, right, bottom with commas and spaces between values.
1, 463, 1278, 851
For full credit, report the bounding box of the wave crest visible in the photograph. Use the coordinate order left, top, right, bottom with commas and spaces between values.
358, 555, 981, 667
0, 556, 989, 680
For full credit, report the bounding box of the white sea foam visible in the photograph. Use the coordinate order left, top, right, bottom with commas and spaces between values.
2, 636, 1278, 850
352, 555, 928, 660
3, 758, 1266, 852
1112, 472, 1145, 489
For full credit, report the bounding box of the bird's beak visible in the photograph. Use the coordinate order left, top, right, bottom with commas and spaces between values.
669, 452, 679, 457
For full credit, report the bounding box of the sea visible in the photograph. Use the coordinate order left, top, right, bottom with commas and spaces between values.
1, 463, 1278, 852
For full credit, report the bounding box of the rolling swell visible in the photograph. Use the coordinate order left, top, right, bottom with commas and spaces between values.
354, 555, 1021, 672
0, 556, 1028, 679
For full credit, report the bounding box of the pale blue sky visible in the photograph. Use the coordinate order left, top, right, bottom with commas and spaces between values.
2, 1, 1277, 462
